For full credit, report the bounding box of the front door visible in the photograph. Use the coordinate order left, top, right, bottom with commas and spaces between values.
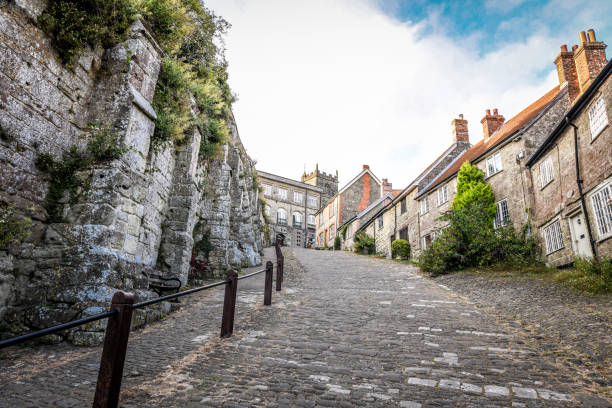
569, 212, 593, 258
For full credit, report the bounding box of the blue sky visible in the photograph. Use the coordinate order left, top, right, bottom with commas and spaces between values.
207, 0, 612, 187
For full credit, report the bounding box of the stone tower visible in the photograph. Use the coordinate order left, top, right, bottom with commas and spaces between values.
301, 164, 339, 206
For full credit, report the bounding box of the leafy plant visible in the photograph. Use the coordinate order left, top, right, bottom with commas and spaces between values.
0, 204, 31, 249
340, 225, 347, 240
354, 232, 375, 254
392, 239, 410, 259
333, 235, 341, 250
554, 257, 612, 294
452, 161, 496, 220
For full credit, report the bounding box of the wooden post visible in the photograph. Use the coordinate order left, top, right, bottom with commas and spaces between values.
93, 291, 135, 408
264, 261, 273, 305
276, 254, 283, 292
220, 270, 238, 338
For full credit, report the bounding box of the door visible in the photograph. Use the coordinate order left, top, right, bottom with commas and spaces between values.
569, 212, 593, 258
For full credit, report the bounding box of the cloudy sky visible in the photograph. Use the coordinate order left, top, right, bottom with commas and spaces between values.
205, 0, 612, 188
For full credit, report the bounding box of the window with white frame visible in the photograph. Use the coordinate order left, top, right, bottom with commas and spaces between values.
330, 203, 335, 217
493, 199, 510, 229
263, 184, 272, 196
437, 185, 448, 206
420, 197, 429, 215
307, 196, 318, 207
377, 216, 383, 229
486, 152, 503, 176
539, 156, 554, 188
589, 96, 608, 139
422, 233, 432, 249
591, 182, 612, 239
277, 208, 287, 224
293, 212, 302, 226
277, 188, 287, 200
543, 219, 564, 254
307, 214, 316, 226
294, 191, 303, 203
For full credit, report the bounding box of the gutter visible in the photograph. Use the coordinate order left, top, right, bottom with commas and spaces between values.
566, 118, 598, 259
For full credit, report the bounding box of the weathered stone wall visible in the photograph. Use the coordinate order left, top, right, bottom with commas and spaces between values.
0, 1, 262, 342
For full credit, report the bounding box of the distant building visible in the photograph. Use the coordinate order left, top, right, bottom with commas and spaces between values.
258, 170, 324, 248
301, 164, 339, 205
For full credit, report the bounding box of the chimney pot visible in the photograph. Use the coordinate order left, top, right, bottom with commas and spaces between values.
451, 115, 469, 144
587, 29, 596, 42
363, 164, 369, 170
459, 113, 463, 119
561, 44, 568, 52
486, 109, 491, 115
572, 44, 578, 51
493, 108, 498, 115
579, 31, 587, 44
574, 31, 608, 95
481, 109, 505, 139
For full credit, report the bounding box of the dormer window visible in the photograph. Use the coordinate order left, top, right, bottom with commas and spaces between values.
486, 152, 502, 177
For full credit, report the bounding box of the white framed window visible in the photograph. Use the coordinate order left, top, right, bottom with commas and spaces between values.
294, 191, 303, 203
589, 96, 608, 139
543, 219, 564, 254
493, 199, 510, 229
307, 215, 316, 226
277, 188, 287, 200
330, 203, 335, 217
263, 184, 272, 196
420, 198, 429, 215
293, 212, 302, 226
377, 216, 383, 229
437, 185, 448, 206
422, 233, 432, 249
591, 182, 612, 239
539, 156, 554, 188
307, 196, 318, 207
486, 152, 503, 177
277, 208, 287, 224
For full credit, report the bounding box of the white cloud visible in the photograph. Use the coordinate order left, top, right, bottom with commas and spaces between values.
205, 0, 562, 188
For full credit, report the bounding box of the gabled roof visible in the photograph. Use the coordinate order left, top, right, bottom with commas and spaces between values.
316, 167, 382, 214
417, 84, 563, 198
338, 192, 395, 230
527, 58, 612, 166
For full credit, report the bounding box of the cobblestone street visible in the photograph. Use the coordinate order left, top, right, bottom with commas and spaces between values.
1, 248, 611, 407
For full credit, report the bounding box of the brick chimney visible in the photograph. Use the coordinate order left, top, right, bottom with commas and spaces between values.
363, 164, 369, 170
555, 44, 580, 102
382, 178, 392, 195
451, 114, 469, 143
481, 109, 505, 139
574, 29, 607, 94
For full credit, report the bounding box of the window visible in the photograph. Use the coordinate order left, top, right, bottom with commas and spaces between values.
539, 156, 554, 188
307, 215, 316, 226
377, 216, 383, 229
330, 225, 335, 239
330, 203, 335, 217
420, 198, 429, 215
589, 96, 608, 139
494, 199, 510, 229
543, 219, 564, 254
278, 188, 287, 200
308, 196, 318, 207
263, 184, 272, 196
399, 227, 408, 241
591, 182, 612, 239
293, 212, 302, 226
437, 185, 448, 206
486, 152, 503, 176
400, 198, 407, 214
277, 208, 287, 224
294, 191, 303, 203
422, 234, 432, 249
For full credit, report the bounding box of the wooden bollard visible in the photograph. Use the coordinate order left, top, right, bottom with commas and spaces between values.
264, 261, 273, 306
276, 254, 283, 292
93, 291, 135, 408
220, 270, 238, 338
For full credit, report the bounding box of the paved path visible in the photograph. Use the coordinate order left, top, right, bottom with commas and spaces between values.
1, 248, 609, 407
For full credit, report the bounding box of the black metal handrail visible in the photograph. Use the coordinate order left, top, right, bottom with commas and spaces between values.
0, 243, 285, 408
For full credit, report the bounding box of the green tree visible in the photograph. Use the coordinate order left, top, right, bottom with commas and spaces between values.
451, 161, 496, 220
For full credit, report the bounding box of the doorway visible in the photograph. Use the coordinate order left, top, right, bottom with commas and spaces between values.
568, 212, 593, 258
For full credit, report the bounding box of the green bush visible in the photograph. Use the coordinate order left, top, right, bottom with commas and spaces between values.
418, 203, 540, 275
354, 232, 375, 254
452, 161, 496, 220
554, 257, 612, 294
0, 204, 31, 249
392, 239, 410, 258
334, 235, 341, 250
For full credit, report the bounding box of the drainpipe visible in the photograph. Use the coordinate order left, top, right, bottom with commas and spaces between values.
566, 118, 598, 259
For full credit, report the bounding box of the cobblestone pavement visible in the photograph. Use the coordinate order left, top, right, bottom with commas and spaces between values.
433, 269, 612, 400
1, 248, 611, 407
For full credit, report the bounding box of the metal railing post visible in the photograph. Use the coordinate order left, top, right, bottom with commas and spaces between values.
264, 261, 273, 305
220, 270, 238, 338
93, 291, 135, 408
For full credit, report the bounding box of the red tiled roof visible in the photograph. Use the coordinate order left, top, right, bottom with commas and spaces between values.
391, 189, 403, 197
419, 85, 562, 196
